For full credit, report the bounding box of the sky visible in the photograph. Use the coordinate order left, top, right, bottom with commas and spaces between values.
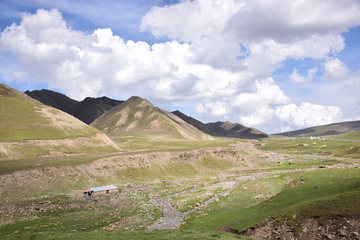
1, 0, 360, 134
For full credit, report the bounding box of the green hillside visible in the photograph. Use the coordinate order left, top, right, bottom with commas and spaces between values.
0, 84, 98, 142
0, 84, 119, 160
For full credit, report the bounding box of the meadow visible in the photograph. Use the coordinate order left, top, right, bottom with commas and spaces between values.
1, 132, 360, 239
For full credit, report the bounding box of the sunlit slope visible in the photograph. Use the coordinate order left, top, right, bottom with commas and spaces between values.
91, 96, 214, 142
0, 83, 119, 160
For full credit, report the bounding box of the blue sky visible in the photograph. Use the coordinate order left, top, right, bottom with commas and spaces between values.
1, 0, 360, 134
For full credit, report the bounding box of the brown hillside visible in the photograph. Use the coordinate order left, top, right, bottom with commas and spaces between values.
91, 96, 214, 141
206, 121, 268, 139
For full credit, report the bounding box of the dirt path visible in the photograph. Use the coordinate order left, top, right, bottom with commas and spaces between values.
147, 181, 239, 230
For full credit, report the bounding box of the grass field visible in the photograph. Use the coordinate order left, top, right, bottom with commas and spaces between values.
0, 153, 117, 172
111, 133, 236, 151
255, 137, 360, 158
182, 167, 360, 232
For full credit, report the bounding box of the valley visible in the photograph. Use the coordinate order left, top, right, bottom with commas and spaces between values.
1, 84, 360, 239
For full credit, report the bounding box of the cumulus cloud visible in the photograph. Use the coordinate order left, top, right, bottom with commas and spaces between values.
323, 58, 349, 81
2, 0, 360, 133
196, 78, 291, 127
275, 102, 343, 132
226, 0, 360, 44
289, 67, 318, 83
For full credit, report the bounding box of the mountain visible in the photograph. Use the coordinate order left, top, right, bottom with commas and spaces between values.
25, 89, 123, 124
205, 121, 269, 139
172, 110, 268, 139
91, 96, 214, 141
273, 120, 360, 137
0, 84, 119, 160
25, 89, 78, 112
171, 110, 222, 136
67, 96, 124, 124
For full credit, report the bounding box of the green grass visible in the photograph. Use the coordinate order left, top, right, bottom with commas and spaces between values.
260, 156, 347, 170
182, 168, 360, 232
331, 131, 360, 140
111, 132, 236, 152
0, 153, 117, 172
0, 94, 98, 142
114, 155, 243, 184
255, 138, 360, 158
1, 229, 250, 239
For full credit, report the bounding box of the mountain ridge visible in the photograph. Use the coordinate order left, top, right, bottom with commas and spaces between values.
274, 120, 360, 137
25, 89, 123, 124
172, 110, 269, 139
91, 96, 214, 141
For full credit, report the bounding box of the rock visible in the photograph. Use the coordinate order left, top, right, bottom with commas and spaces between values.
339, 229, 346, 236
195, 203, 200, 206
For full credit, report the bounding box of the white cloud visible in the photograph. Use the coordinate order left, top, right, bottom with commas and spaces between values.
195, 78, 291, 126
275, 102, 343, 132
226, 0, 360, 44
323, 58, 349, 81
140, 0, 244, 42
2, 0, 360, 133
289, 67, 318, 83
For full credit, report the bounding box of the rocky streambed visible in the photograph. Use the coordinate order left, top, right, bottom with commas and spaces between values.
147, 181, 239, 230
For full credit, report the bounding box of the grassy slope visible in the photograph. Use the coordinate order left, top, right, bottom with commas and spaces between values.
0, 84, 119, 160
256, 137, 360, 158
0, 84, 98, 142
183, 168, 360, 232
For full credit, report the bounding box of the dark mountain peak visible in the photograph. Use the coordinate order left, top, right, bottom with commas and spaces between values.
68, 96, 124, 124
172, 110, 185, 116
25, 89, 78, 112
25, 89, 123, 125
